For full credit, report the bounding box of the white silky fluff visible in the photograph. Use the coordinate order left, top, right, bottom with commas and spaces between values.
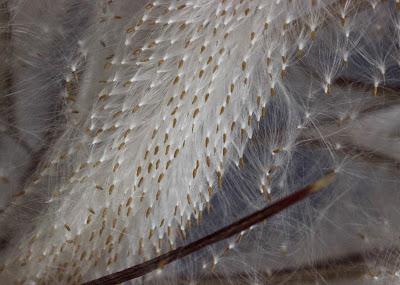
0, 0, 400, 284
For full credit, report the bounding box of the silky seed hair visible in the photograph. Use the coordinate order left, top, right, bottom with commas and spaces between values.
0, 0, 400, 284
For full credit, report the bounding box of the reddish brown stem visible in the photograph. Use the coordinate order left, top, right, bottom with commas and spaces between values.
83, 172, 335, 285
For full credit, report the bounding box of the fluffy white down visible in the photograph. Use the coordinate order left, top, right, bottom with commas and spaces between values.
0, 1, 399, 284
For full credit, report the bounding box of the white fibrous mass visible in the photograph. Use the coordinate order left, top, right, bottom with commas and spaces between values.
0, 0, 400, 284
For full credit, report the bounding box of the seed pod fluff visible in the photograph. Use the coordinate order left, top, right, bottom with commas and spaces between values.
0, 0, 399, 284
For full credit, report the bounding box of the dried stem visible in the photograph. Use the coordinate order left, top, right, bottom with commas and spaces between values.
83, 172, 336, 285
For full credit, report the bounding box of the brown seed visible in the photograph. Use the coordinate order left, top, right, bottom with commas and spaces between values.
108, 185, 114, 195
138, 177, 144, 187
146, 207, 151, 218
126, 197, 133, 207
178, 59, 184, 68
127, 207, 132, 217
242, 61, 247, 70
206, 156, 211, 167
193, 108, 200, 118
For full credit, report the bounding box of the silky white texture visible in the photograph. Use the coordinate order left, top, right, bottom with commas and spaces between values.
0, 0, 399, 284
